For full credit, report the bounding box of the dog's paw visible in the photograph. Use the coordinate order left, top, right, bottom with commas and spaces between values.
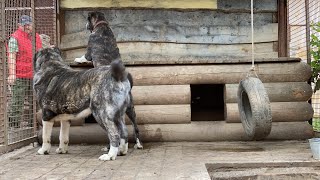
37, 143, 51, 155
56, 147, 68, 154
37, 147, 50, 155
99, 154, 116, 161
134, 138, 143, 149
74, 55, 90, 63
118, 139, 128, 156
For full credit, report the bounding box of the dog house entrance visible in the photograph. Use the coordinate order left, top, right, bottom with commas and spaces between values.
191, 84, 225, 121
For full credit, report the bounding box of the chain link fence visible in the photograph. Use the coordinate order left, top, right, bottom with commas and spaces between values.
288, 0, 320, 131
0, 0, 56, 153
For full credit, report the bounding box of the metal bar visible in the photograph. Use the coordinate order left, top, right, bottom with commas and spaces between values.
1, 0, 8, 150
31, 0, 36, 138
305, 0, 311, 65
5, 7, 54, 10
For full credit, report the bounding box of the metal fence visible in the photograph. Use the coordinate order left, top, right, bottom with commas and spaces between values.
288, 0, 320, 131
0, 0, 56, 153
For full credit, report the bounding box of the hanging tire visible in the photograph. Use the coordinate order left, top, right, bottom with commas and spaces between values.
237, 77, 272, 140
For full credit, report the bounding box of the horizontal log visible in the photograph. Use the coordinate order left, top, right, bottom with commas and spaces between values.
63, 42, 278, 63
125, 62, 311, 85
39, 121, 314, 144
61, 23, 277, 47
60, 0, 217, 9
225, 102, 314, 123
225, 82, 313, 103
132, 85, 190, 105
125, 105, 190, 124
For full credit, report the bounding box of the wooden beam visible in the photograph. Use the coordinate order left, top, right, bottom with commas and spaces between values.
225, 82, 313, 103
278, 0, 288, 57
60, 0, 217, 9
225, 102, 314, 123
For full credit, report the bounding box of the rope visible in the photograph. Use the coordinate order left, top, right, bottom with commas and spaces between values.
247, 0, 258, 78
250, 0, 255, 71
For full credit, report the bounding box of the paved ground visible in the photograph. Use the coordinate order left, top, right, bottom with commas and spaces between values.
0, 141, 319, 179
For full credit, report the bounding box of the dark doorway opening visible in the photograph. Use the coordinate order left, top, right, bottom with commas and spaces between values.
191, 84, 225, 121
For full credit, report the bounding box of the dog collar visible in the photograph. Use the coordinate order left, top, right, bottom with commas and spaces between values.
93, 21, 108, 32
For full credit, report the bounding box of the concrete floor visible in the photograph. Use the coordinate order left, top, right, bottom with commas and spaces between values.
0, 141, 319, 179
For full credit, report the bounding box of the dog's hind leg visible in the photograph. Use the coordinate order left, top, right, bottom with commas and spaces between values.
118, 113, 128, 156
98, 118, 120, 161
56, 120, 71, 154
126, 92, 143, 149
37, 120, 54, 155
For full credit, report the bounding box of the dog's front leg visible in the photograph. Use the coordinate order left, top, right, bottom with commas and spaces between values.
99, 120, 120, 161
56, 120, 70, 154
38, 120, 54, 155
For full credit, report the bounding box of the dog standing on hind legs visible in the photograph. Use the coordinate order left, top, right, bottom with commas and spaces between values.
34, 47, 131, 160
75, 11, 143, 150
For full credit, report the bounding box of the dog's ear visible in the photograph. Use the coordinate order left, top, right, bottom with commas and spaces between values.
52, 46, 61, 55
95, 12, 106, 21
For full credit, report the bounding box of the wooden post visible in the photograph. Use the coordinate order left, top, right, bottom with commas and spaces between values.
278, 0, 288, 57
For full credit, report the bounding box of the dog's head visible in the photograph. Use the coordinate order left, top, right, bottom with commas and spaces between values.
86, 11, 107, 32
33, 47, 62, 72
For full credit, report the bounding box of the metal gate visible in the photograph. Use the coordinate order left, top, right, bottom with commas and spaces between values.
0, 0, 56, 153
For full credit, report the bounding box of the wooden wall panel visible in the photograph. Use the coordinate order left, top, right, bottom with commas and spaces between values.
62, 10, 275, 46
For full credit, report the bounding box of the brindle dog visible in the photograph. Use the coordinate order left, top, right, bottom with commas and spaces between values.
74, 11, 143, 150
34, 47, 131, 161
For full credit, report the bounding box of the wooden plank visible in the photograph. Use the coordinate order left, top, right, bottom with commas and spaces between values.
68, 57, 301, 67
217, 0, 277, 12
132, 85, 190, 105
225, 82, 313, 103
125, 105, 191, 124
63, 42, 278, 64
42, 121, 314, 143
125, 62, 311, 85
60, 0, 217, 9
225, 102, 314, 123
60, 23, 278, 48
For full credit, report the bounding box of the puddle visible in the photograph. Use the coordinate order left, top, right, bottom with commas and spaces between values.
206, 162, 320, 180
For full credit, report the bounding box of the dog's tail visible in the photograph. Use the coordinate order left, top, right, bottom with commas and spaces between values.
110, 59, 127, 81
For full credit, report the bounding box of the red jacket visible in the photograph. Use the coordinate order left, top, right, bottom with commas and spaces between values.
11, 29, 42, 79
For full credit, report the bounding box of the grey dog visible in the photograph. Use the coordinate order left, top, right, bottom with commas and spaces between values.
75, 11, 143, 150
34, 47, 131, 161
